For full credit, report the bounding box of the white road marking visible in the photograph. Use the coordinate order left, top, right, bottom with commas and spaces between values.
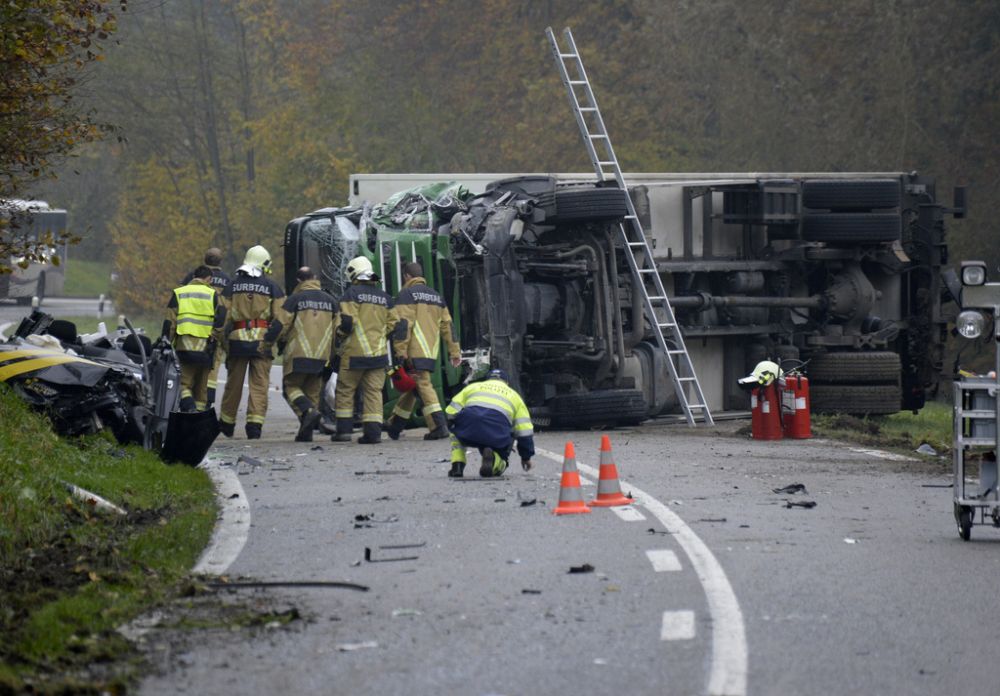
537, 447, 748, 696
611, 505, 647, 521
646, 549, 682, 572
848, 447, 914, 462
192, 458, 251, 575
660, 610, 697, 640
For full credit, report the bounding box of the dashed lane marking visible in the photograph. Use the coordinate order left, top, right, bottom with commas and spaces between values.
661, 610, 697, 640
192, 458, 251, 575
536, 447, 748, 696
611, 505, 647, 521
646, 549, 682, 572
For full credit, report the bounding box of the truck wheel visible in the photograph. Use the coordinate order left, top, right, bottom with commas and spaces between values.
807, 351, 901, 384
809, 384, 901, 415
958, 506, 973, 541
487, 176, 557, 218
552, 188, 629, 222
802, 213, 901, 243
548, 389, 648, 427
802, 179, 901, 211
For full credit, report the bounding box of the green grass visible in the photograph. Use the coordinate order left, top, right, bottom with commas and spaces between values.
62, 259, 111, 298
812, 401, 953, 455
0, 384, 217, 692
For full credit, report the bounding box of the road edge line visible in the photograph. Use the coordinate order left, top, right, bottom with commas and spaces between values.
537, 447, 748, 696
192, 458, 251, 576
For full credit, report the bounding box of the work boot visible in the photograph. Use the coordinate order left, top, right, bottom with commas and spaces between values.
179, 396, 197, 413
245, 423, 262, 440
296, 408, 320, 443
448, 461, 465, 478
219, 420, 235, 438
357, 422, 382, 444
423, 411, 450, 440
317, 415, 336, 435
479, 448, 496, 478
385, 414, 406, 441
331, 418, 353, 442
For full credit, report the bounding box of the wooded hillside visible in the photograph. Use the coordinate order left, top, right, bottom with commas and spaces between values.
29, 0, 1000, 314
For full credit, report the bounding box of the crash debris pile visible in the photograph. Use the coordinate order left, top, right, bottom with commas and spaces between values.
0, 311, 216, 465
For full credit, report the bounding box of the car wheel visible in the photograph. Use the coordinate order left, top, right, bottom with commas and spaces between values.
809, 383, 902, 415
807, 351, 901, 384
548, 389, 648, 427
552, 187, 629, 222
802, 179, 901, 211
802, 213, 901, 243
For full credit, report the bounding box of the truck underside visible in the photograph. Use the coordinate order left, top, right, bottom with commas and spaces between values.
285, 172, 959, 428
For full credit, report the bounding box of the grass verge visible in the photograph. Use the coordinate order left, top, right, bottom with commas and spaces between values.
811, 401, 953, 456
0, 384, 217, 693
62, 259, 111, 298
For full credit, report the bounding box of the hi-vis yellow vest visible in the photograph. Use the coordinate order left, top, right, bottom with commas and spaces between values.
174, 283, 216, 338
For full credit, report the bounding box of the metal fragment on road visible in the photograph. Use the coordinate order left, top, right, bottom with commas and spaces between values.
364, 546, 418, 562
568, 563, 595, 574
354, 469, 409, 475
378, 542, 426, 550
772, 483, 808, 495
335, 641, 378, 652
784, 500, 817, 509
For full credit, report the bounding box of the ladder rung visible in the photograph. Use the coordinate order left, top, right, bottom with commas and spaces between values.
580, 107, 597, 112
569, 80, 587, 85
687, 404, 706, 409
624, 215, 637, 219
558, 52, 578, 59
598, 160, 616, 165
678, 377, 697, 382
657, 322, 676, 328
627, 241, 646, 247
638, 268, 656, 273
589, 134, 608, 139
667, 349, 686, 355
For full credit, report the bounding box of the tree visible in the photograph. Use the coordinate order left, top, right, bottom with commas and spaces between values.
0, 0, 124, 273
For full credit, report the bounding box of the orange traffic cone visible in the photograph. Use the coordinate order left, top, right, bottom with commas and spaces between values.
589, 435, 633, 507
553, 441, 591, 515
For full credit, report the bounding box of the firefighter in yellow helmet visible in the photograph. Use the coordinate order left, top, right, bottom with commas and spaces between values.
331, 256, 399, 444
385, 261, 462, 440
272, 266, 336, 442
163, 265, 226, 412
219, 245, 285, 439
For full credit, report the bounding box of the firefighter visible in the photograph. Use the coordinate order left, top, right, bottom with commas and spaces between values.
385, 261, 462, 441
162, 265, 226, 412
444, 368, 534, 478
271, 266, 335, 442
219, 245, 285, 440
331, 256, 398, 444
181, 247, 231, 408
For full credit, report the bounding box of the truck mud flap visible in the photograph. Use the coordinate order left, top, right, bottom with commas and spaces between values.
161, 410, 220, 466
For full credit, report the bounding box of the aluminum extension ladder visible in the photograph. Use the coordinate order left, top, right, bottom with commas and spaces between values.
546, 26, 714, 426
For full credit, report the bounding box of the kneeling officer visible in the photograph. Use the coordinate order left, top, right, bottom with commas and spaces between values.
444, 369, 534, 478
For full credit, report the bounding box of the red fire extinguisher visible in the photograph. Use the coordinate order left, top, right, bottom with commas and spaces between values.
751, 381, 783, 440
781, 373, 811, 439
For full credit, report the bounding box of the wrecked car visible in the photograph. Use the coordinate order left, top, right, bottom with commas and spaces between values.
285, 171, 961, 426
0, 311, 216, 464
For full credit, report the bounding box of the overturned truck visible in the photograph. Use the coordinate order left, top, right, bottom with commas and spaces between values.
284, 171, 961, 427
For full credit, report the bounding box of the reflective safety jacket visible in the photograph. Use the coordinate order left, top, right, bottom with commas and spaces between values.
334, 280, 398, 370
182, 265, 230, 293
165, 279, 225, 364
270, 279, 336, 375
222, 271, 285, 358
391, 276, 460, 371
445, 378, 535, 460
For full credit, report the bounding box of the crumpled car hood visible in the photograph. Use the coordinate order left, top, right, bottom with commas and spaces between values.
0, 345, 112, 387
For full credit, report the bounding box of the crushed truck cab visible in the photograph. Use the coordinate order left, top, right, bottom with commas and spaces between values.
285, 171, 960, 428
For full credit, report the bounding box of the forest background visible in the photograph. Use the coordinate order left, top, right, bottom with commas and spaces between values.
24, 0, 1000, 315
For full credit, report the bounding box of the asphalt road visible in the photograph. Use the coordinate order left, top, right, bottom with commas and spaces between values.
135, 384, 1000, 696
0, 296, 114, 326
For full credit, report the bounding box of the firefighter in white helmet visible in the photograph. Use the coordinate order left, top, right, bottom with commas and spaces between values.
219, 244, 285, 439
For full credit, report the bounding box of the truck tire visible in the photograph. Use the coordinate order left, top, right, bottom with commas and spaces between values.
549, 389, 648, 427
809, 384, 901, 415
803, 179, 900, 211
552, 188, 629, 222
802, 213, 901, 243
807, 351, 901, 384
487, 175, 557, 220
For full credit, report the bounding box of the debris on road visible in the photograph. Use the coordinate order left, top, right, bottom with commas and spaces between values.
354, 513, 399, 529
784, 500, 817, 509
773, 483, 808, 495
64, 482, 127, 516
207, 580, 368, 592
521, 589, 542, 595
378, 542, 425, 550
647, 528, 672, 536
391, 608, 422, 618
519, 498, 538, 507
568, 563, 595, 574
698, 517, 728, 523
364, 547, 419, 562
844, 538, 859, 544
335, 641, 379, 652
916, 443, 938, 456
354, 469, 409, 476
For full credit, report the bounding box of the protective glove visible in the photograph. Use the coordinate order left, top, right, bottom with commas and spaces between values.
450, 355, 462, 367
521, 459, 533, 472
339, 315, 354, 334
205, 338, 218, 358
